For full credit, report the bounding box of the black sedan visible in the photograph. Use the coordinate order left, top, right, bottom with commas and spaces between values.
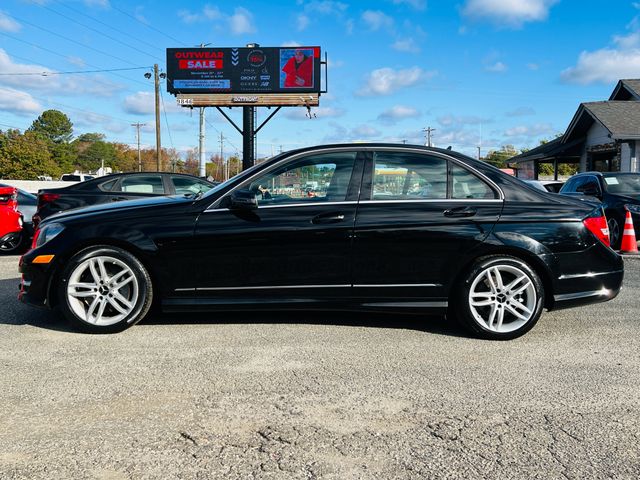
33, 172, 217, 227
559, 172, 640, 249
19, 144, 623, 339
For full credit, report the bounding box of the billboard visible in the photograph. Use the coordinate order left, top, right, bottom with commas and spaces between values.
166, 47, 322, 96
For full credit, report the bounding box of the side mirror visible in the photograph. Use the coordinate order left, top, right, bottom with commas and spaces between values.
226, 189, 257, 210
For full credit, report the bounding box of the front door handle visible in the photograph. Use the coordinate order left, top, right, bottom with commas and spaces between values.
312, 213, 346, 224
443, 206, 477, 218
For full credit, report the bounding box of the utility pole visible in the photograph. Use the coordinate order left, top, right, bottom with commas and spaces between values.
131, 123, 146, 172
423, 127, 435, 147
219, 132, 226, 181
477, 146, 481, 160
199, 107, 206, 177
153, 63, 162, 171
198, 43, 210, 178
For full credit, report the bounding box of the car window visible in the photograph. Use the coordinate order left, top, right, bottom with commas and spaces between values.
100, 179, 118, 191
372, 152, 447, 200
246, 152, 357, 206
171, 176, 214, 195
61, 174, 81, 182
451, 163, 498, 199
120, 175, 165, 194
575, 176, 601, 195
603, 174, 640, 195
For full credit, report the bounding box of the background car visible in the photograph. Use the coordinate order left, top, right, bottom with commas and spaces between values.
0, 187, 24, 254
524, 180, 564, 193
20, 144, 623, 339
0, 184, 37, 252
34, 172, 217, 227
559, 172, 640, 249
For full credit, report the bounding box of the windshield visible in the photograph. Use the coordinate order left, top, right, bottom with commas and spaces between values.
604, 174, 640, 195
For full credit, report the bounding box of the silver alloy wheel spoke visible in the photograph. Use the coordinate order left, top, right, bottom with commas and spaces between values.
469, 263, 537, 334
67, 255, 139, 326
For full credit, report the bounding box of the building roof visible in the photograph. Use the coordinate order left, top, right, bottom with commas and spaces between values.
510, 137, 582, 164
609, 79, 640, 100
564, 101, 640, 143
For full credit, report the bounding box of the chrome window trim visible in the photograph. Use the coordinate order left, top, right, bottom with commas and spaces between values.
203, 145, 505, 212
360, 199, 503, 205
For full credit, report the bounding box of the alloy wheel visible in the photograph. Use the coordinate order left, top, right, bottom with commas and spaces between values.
608, 217, 620, 248
66, 255, 139, 326
468, 264, 537, 333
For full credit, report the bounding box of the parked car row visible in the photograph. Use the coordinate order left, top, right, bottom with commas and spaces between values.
18, 144, 623, 340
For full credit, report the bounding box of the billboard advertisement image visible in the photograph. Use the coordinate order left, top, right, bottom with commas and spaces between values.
166, 46, 321, 95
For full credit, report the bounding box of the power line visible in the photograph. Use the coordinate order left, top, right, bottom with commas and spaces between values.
5, 12, 142, 68
0, 32, 151, 88
110, 4, 188, 46
39, 3, 162, 62
0, 66, 152, 76
159, 86, 174, 149
54, 0, 166, 55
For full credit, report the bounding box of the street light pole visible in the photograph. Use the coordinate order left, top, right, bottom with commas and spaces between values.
131, 123, 145, 172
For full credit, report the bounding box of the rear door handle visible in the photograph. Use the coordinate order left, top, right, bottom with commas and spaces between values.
111, 196, 129, 202
443, 207, 477, 218
312, 213, 346, 224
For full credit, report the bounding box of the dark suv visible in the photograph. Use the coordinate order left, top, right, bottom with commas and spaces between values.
560, 172, 640, 248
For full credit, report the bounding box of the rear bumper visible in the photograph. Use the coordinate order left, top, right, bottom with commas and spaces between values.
551, 242, 624, 310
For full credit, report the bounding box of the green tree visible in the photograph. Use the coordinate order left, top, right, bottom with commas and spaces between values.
28, 109, 74, 144
0, 130, 62, 179
483, 145, 519, 168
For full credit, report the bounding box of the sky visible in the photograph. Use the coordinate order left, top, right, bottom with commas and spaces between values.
1, 0, 640, 160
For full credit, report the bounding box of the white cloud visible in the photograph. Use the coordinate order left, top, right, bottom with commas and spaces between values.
304, 1, 348, 15
281, 40, 302, 47
462, 0, 558, 28
297, 14, 310, 31
392, 38, 420, 53
66, 56, 86, 68
485, 61, 508, 73
562, 48, 640, 85
203, 5, 222, 20
0, 11, 21, 32
352, 124, 381, 138
504, 123, 554, 138
527, 62, 539, 70
377, 105, 421, 124
123, 92, 181, 115
0, 87, 41, 114
362, 10, 394, 31
84, 0, 110, 7
359, 67, 436, 96
506, 106, 536, 117
229, 7, 256, 35
437, 114, 489, 127
322, 121, 382, 142
392, 0, 427, 11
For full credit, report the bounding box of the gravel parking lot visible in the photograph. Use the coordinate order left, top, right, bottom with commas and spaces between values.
0, 254, 639, 479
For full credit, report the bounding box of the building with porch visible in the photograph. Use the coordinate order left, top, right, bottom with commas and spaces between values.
511, 79, 640, 179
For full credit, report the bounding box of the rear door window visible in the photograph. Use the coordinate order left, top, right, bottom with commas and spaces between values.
371, 152, 447, 200
171, 176, 214, 195
119, 175, 165, 194
451, 163, 498, 199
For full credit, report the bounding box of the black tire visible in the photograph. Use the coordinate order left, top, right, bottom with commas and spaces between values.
58, 245, 153, 333
607, 214, 623, 250
451, 255, 545, 340
0, 231, 24, 254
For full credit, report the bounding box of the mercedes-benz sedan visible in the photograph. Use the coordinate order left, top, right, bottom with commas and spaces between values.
19, 144, 623, 339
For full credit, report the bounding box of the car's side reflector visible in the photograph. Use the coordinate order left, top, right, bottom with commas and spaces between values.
32, 255, 55, 264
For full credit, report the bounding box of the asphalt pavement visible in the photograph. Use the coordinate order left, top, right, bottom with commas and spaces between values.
0, 254, 639, 479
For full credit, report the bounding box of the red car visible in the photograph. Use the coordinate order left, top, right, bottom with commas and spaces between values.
0, 187, 23, 253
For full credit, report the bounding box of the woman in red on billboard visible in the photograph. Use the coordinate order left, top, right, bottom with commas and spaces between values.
282, 49, 313, 88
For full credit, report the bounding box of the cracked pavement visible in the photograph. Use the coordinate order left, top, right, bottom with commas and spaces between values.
0, 255, 639, 479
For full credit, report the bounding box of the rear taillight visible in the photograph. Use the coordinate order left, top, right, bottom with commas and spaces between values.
31, 228, 41, 249
38, 193, 61, 207
583, 211, 610, 247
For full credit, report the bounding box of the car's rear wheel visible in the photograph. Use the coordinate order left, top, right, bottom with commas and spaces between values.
58, 246, 153, 333
607, 215, 622, 250
453, 256, 544, 340
0, 231, 24, 254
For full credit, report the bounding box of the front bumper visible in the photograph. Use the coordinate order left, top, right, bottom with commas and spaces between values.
18, 254, 55, 309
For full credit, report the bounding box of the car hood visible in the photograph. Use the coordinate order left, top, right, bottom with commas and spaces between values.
44, 195, 191, 224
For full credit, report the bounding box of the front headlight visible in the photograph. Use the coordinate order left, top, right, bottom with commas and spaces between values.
35, 223, 65, 248
625, 204, 640, 215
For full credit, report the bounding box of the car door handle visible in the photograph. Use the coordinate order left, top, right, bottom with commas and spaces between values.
312, 213, 346, 224
443, 207, 477, 218
111, 197, 129, 202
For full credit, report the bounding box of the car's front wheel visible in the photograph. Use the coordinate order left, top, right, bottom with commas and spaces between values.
453, 256, 544, 340
59, 246, 153, 333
